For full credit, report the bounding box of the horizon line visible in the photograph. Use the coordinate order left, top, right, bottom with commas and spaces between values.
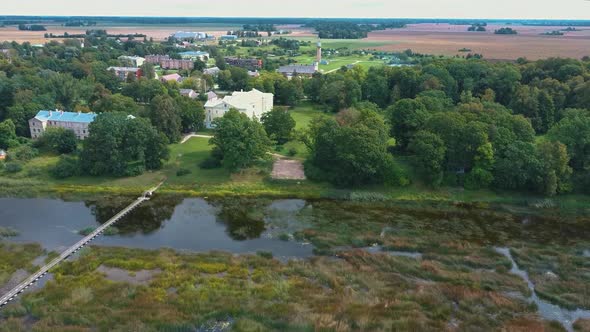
2, 15, 590, 21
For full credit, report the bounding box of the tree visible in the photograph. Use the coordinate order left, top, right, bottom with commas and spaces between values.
36, 127, 78, 154
304, 108, 401, 186
175, 96, 205, 133
536, 141, 572, 196
80, 112, 169, 176
548, 109, 590, 172
209, 109, 271, 171
0, 119, 17, 149
215, 54, 227, 70
261, 107, 296, 145
140, 62, 155, 80
408, 131, 446, 186
93, 93, 139, 114
465, 142, 494, 189
386, 99, 429, 151
149, 95, 182, 143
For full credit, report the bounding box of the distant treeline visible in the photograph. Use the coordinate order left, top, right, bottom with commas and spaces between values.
307, 21, 406, 39
18, 24, 46, 31
64, 20, 97, 27
45, 29, 146, 39
494, 27, 518, 35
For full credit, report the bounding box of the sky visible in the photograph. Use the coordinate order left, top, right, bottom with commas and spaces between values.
1, 0, 589, 20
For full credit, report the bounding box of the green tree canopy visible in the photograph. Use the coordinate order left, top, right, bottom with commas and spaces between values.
80, 112, 169, 176
209, 109, 271, 171
260, 107, 296, 145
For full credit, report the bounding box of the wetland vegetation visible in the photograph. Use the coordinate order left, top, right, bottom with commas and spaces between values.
1, 196, 589, 331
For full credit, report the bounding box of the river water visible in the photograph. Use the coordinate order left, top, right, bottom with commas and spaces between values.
0, 197, 313, 260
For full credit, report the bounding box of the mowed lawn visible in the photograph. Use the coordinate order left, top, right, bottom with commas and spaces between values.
163, 137, 230, 186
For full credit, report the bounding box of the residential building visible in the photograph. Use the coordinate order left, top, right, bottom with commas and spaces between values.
146, 55, 194, 70
204, 89, 273, 128
118, 55, 145, 67
204, 67, 221, 76
172, 31, 207, 40
160, 73, 183, 83
0, 149, 6, 161
220, 35, 238, 41
248, 70, 260, 78
108, 67, 142, 81
206, 91, 218, 101
178, 51, 210, 61
29, 110, 97, 140
180, 89, 198, 99
224, 57, 262, 70
277, 63, 318, 78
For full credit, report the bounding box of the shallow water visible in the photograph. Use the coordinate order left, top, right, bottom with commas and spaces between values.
0, 197, 313, 260
495, 247, 590, 332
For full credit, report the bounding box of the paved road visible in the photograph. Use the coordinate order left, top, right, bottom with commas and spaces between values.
0, 182, 164, 308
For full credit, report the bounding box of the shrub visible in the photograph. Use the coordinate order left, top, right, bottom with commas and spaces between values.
7, 145, 38, 162
176, 168, 192, 176
50, 155, 79, 179
199, 156, 222, 169
287, 147, 297, 157
4, 162, 23, 173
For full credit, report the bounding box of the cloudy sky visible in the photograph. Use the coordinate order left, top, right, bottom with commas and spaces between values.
1, 0, 589, 20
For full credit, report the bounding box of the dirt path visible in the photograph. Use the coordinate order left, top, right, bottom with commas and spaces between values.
271, 159, 306, 180
181, 133, 213, 144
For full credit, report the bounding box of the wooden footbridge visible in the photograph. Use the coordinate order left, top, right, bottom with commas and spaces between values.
0, 181, 165, 308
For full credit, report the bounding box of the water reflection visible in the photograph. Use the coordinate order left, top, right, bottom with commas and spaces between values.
0, 197, 313, 259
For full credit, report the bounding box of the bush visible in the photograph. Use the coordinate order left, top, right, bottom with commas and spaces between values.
7, 145, 38, 162
176, 168, 192, 176
4, 162, 23, 173
287, 147, 297, 157
199, 156, 222, 169
50, 155, 79, 179
36, 127, 78, 154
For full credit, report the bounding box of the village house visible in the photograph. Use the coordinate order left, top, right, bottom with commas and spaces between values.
277, 63, 318, 79
204, 89, 273, 128
29, 110, 97, 140
108, 67, 142, 81
0, 149, 6, 161
206, 91, 218, 101
204, 67, 221, 76
160, 73, 183, 83
224, 57, 263, 70
180, 89, 198, 99
118, 55, 145, 67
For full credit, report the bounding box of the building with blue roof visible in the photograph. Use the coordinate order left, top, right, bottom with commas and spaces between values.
178, 51, 210, 61
29, 110, 97, 140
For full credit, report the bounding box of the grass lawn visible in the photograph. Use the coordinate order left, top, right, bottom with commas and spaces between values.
162, 137, 230, 186
288, 102, 328, 130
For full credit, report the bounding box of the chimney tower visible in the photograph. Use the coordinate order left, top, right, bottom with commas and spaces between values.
316, 40, 322, 63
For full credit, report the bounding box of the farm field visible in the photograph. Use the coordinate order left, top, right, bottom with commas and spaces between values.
366, 23, 590, 60
0, 23, 241, 43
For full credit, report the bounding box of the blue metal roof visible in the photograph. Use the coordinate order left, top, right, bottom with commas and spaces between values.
34, 110, 97, 124
179, 51, 209, 56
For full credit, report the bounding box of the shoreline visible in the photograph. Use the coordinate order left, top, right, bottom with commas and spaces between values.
2, 178, 590, 216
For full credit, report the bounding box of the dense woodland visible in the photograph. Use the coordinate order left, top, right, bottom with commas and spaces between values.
0, 37, 589, 196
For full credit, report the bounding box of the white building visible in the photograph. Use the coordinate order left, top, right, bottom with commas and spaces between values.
204, 89, 273, 128
118, 55, 145, 67
173, 31, 207, 40
29, 110, 97, 140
